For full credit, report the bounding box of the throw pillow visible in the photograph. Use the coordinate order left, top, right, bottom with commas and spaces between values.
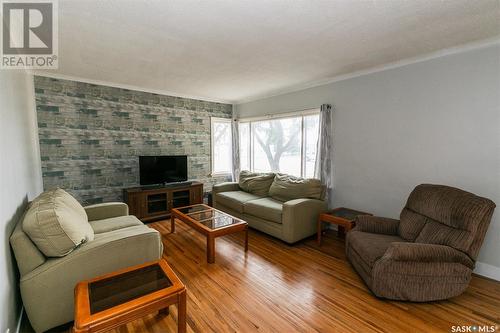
238, 170, 275, 196
269, 174, 323, 202
23, 188, 94, 257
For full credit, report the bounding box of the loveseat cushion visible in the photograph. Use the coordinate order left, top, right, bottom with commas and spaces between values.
22, 188, 94, 257
89, 215, 143, 234
238, 171, 275, 196
244, 198, 283, 223
215, 191, 262, 213
269, 174, 323, 202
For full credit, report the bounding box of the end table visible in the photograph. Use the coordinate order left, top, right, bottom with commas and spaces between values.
73, 259, 186, 333
317, 207, 372, 245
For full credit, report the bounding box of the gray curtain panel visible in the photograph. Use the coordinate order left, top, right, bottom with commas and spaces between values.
314, 104, 333, 208
231, 118, 240, 181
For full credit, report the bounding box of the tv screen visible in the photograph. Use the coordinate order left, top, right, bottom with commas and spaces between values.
139, 155, 188, 185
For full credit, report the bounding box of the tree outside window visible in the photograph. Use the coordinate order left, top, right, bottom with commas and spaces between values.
239, 113, 319, 178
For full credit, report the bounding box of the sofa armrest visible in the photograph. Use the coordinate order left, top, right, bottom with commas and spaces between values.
354, 215, 399, 235
383, 242, 474, 269
281, 198, 328, 243
84, 202, 129, 221
212, 182, 239, 194
20, 225, 162, 332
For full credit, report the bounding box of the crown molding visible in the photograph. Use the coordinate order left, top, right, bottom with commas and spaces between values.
28, 70, 233, 104
28, 36, 499, 106
235, 36, 500, 105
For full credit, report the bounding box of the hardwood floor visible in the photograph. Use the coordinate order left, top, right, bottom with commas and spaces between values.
22, 220, 500, 333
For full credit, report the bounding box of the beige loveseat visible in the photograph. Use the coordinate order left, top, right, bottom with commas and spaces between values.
10, 189, 162, 333
213, 171, 327, 243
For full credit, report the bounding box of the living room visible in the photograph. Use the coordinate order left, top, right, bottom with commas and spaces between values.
1, 1, 499, 333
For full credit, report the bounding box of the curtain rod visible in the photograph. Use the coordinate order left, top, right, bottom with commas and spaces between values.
236, 107, 320, 122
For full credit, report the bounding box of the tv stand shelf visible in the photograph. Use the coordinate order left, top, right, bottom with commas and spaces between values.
123, 182, 203, 222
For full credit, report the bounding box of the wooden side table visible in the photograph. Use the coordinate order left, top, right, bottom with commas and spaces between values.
74, 260, 186, 333
317, 207, 372, 245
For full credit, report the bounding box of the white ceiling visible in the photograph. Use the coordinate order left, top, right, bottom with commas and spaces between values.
38, 0, 500, 103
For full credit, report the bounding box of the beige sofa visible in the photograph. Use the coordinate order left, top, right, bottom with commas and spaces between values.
213, 171, 327, 243
10, 189, 162, 333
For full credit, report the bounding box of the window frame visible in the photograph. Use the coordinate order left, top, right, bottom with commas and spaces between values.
210, 116, 233, 176
238, 109, 319, 178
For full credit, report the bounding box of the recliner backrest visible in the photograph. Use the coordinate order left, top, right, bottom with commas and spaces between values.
399, 184, 495, 260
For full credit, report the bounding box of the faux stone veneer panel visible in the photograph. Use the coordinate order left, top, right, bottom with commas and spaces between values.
35, 76, 232, 205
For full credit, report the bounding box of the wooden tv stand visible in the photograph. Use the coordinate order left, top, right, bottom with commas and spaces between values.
123, 182, 203, 222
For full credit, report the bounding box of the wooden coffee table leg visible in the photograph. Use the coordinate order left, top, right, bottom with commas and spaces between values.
317, 218, 323, 245
177, 289, 187, 333
207, 235, 215, 263
171, 214, 175, 233
244, 225, 248, 252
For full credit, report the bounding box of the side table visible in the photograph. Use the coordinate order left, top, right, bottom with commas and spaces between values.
74, 259, 186, 333
317, 207, 372, 245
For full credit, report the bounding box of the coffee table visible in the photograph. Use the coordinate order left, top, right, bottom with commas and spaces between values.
171, 204, 248, 263
317, 207, 372, 244
73, 260, 186, 333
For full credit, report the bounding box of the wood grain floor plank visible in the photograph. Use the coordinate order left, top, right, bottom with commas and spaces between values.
22, 220, 500, 333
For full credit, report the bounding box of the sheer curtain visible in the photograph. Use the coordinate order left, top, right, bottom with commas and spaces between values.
231, 118, 240, 181
314, 104, 333, 208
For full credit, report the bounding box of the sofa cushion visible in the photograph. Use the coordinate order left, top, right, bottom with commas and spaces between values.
347, 230, 403, 269
238, 171, 275, 196
89, 215, 143, 234
22, 188, 94, 257
244, 198, 283, 224
215, 191, 262, 213
269, 174, 323, 202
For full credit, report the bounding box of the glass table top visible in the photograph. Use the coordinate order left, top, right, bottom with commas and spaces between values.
330, 207, 370, 221
89, 264, 172, 314
176, 204, 245, 229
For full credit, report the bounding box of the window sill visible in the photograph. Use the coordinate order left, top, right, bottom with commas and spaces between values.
210, 172, 232, 177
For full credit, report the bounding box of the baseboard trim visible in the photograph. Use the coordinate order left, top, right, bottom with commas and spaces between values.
473, 262, 500, 281
16, 307, 23, 333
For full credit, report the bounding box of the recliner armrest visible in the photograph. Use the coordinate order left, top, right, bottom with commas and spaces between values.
383, 242, 474, 269
354, 215, 399, 235
212, 182, 239, 194
84, 202, 129, 221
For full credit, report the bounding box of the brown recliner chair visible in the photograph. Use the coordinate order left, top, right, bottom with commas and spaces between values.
346, 184, 496, 302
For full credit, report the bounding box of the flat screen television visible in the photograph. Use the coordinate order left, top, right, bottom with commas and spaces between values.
139, 155, 188, 185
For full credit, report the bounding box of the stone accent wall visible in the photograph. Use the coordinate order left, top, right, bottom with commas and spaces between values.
35, 76, 232, 205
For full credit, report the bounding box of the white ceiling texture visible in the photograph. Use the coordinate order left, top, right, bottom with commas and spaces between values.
36, 0, 500, 103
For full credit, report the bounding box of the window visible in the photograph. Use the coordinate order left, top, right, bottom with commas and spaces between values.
239, 111, 319, 178
211, 117, 233, 175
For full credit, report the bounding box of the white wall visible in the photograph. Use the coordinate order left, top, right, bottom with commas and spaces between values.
235, 44, 500, 278
0, 71, 43, 333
